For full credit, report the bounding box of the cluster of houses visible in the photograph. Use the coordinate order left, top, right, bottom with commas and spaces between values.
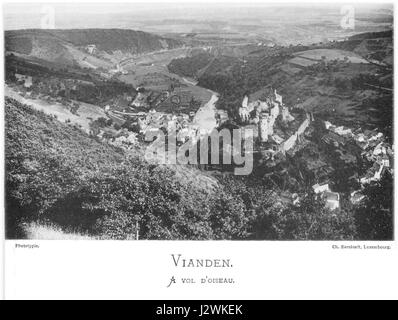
312, 120, 394, 210
237, 88, 393, 212
99, 129, 139, 150
15, 73, 33, 89
105, 104, 227, 151
101, 83, 233, 152
324, 120, 393, 185
312, 182, 341, 211
257, 42, 276, 48
85, 44, 97, 55
140, 109, 228, 145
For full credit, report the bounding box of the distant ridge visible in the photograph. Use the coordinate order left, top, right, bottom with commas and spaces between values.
5, 28, 183, 56
348, 30, 393, 41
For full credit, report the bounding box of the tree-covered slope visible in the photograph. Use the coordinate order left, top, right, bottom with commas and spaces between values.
5, 29, 183, 55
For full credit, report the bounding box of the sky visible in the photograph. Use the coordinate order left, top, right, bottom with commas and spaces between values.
3, 2, 393, 30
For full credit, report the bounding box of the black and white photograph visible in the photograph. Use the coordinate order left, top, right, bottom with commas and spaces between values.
3, 2, 394, 242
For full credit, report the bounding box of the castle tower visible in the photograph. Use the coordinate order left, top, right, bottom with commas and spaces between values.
239, 95, 250, 123
274, 89, 283, 105
281, 105, 294, 122
259, 113, 270, 142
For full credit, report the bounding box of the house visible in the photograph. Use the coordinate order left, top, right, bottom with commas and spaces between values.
15, 74, 33, 88
144, 128, 160, 142
280, 191, 299, 205
356, 140, 369, 150
381, 155, 390, 167
351, 191, 365, 205
272, 134, 284, 145
126, 133, 138, 145
334, 126, 352, 137
355, 133, 366, 142
373, 142, 388, 156
131, 91, 150, 108
177, 128, 191, 143
312, 182, 330, 194
324, 121, 333, 130
323, 191, 340, 210
360, 163, 385, 185
216, 110, 229, 125
366, 130, 383, 142
86, 44, 97, 54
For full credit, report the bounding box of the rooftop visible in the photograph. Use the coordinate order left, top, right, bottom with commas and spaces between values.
324, 191, 339, 202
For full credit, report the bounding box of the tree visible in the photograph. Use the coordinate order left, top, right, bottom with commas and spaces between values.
354, 173, 393, 240
80, 160, 214, 240
95, 117, 109, 128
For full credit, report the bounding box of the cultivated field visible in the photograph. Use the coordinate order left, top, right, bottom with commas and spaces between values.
118, 48, 213, 108
293, 49, 369, 64
289, 56, 319, 67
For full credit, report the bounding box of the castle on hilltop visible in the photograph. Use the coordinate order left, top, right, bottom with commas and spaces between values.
239, 88, 295, 143
239, 88, 312, 161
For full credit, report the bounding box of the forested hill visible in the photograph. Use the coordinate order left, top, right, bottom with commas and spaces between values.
5, 29, 183, 55
348, 30, 393, 40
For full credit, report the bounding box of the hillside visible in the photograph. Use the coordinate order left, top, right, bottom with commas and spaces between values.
5, 97, 211, 239
5, 53, 137, 106
6, 97, 361, 240
170, 31, 393, 139
4, 98, 241, 240
168, 52, 214, 78
332, 30, 393, 65
5, 29, 183, 66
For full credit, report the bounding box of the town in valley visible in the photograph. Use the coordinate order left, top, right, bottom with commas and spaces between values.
4, 3, 394, 241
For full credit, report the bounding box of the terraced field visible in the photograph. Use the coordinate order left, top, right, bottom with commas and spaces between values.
293, 49, 369, 64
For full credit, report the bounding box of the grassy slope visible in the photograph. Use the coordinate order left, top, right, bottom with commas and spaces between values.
5, 86, 108, 131
5, 97, 124, 173
5, 97, 126, 238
